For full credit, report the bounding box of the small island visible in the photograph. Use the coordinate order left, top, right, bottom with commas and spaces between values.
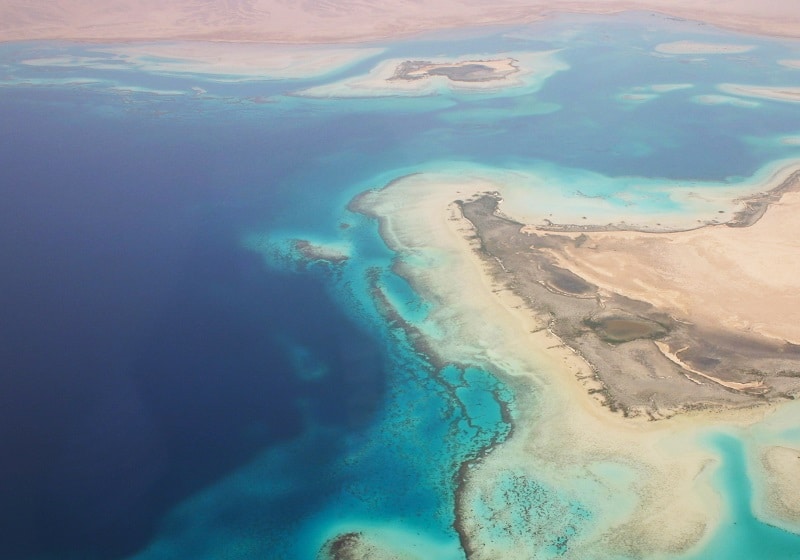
297, 50, 567, 97
389, 58, 519, 83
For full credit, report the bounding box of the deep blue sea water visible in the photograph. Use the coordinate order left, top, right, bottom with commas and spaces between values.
2, 12, 800, 560
0, 93, 392, 558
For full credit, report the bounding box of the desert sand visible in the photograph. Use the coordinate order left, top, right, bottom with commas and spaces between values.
2, 0, 800, 44
543, 177, 800, 345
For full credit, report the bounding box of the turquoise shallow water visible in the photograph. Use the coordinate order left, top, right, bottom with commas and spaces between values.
688, 433, 800, 560
2, 11, 800, 559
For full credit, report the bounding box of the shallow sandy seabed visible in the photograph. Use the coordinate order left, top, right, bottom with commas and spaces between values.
718, 83, 800, 104
2, 0, 800, 43
654, 40, 755, 54
617, 83, 693, 104
756, 446, 800, 528
739, 402, 800, 533
692, 94, 760, 108
648, 83, 694, 93
446, 160, 800, 232
22, 43, 384, 80
350, 165, 800, 558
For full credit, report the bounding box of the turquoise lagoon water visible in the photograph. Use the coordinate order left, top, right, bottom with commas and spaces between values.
2, 12, 800, 559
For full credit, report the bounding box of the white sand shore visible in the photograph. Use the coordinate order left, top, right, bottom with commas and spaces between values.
355, 168, 783, 557
2, 1, 800, 44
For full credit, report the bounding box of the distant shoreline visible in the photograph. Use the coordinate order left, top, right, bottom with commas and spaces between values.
2, 2, 799, 44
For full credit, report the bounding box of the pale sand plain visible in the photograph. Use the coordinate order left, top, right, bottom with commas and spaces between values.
542, 177, 800, 345
2, 0, 800, 43
352, 169, 790, 558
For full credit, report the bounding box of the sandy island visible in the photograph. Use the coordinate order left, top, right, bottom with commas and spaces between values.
298, 51, 566, 97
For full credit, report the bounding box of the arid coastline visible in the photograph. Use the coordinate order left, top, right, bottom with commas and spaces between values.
460, 176, 800, 418
2, 1, 800, 44
346, 167, 793, 558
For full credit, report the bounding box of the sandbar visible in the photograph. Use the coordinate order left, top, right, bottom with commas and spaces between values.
654, 40, 755, 54
617, 83, 693, 103
718, 83, 800, 104
756, 445, 800, 528
23, 42, 384, 81
692, 94, 760, 108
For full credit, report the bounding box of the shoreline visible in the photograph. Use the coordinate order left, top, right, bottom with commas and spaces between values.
345, 156, 800, 556
2, 3, 800, 45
